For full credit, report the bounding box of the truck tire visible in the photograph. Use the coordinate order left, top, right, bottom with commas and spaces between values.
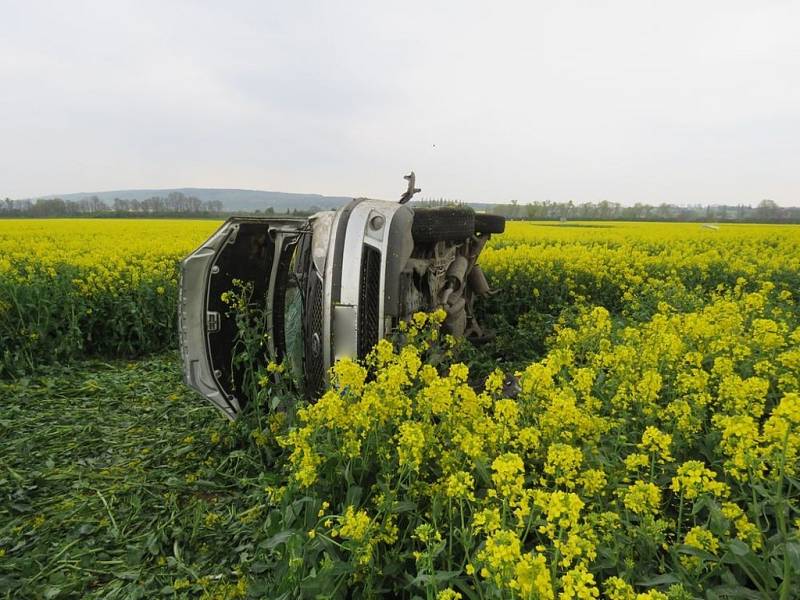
474, 213, 506, 235
411, 207, 475, 242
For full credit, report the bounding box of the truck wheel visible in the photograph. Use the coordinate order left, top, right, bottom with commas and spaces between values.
411, 207, 475, 242
474, 213, 505, 234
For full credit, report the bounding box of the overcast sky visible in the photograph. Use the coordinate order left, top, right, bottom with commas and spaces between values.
2, 1, 798, 205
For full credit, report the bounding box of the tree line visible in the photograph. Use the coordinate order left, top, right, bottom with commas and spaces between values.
3, 193, 799, 223
485, 198, 800, 223
1, 192, 223, 217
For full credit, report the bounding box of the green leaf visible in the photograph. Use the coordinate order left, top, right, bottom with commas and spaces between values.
637, 573, 680, 587
250, 561, 269, 574
723, 543, 778, 592
345, 486, 363, 507
390, 501, 417, 513
785, 541, 800, 571
433, 569, 462, 583
707, 585, 763, 600
263, 530, 297, 550
675, 544, 718, 562
43, 586, 62, 599
729, 539, 751, 557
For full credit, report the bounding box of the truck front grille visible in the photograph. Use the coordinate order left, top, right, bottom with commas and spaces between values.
305, 272, 326, 398
358, 245, 381, 359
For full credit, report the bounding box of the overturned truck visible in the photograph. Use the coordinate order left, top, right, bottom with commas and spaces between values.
179, 174, 505, 419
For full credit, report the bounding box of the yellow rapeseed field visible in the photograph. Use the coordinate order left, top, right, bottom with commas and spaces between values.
1, 217, 799, 598
0, 219, 218, 372
0, 219, 218, 289
243, 220, 800, 599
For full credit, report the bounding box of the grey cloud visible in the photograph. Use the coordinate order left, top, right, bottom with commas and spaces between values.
1, 0, 798, 205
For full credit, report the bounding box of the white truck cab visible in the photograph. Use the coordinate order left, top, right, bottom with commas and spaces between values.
179, 176, 504, 419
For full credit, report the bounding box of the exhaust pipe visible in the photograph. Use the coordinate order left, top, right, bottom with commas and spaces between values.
468, 265, 490, 296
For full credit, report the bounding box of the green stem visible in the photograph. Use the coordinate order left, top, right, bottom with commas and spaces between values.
777, 430, 790, 600
448, 497, 454, 571
650, 452, 656, 483
550, 527, 563, 597
748, 468, 760, 530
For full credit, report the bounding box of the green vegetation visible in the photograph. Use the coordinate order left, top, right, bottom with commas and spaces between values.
3, 220, 800, 598
0, 356, 278, 599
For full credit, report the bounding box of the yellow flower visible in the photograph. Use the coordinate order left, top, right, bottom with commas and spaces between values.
484, 369, 505, 394
559, 564, 598, 599
443, 471, 476, 501
266, 360, 284, 374
413, 523, 443, 547
535, 490, 584, 538
762, 393, 800, 476
624, 453, 650, 472
476, 529, 522, 587
472, 507, 502, 535
622, 480, 661, 515
397, 422, 426, 470
604, 576, 635, 600
681, 526, 719, 570
671, 461, 728, 500
543, 443, 583, 488
579, 469, 607, 496
491, 452, 525, 498
331, 358, 367, 393
513, 553, 553, 599
638, 427, 673, 463
712, 414, 763, 481
339, 506, 371, 543
721, 502, 762, 550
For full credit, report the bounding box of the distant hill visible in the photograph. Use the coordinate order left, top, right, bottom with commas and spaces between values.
33, 188, 353, 212
25, 187, 502, 214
